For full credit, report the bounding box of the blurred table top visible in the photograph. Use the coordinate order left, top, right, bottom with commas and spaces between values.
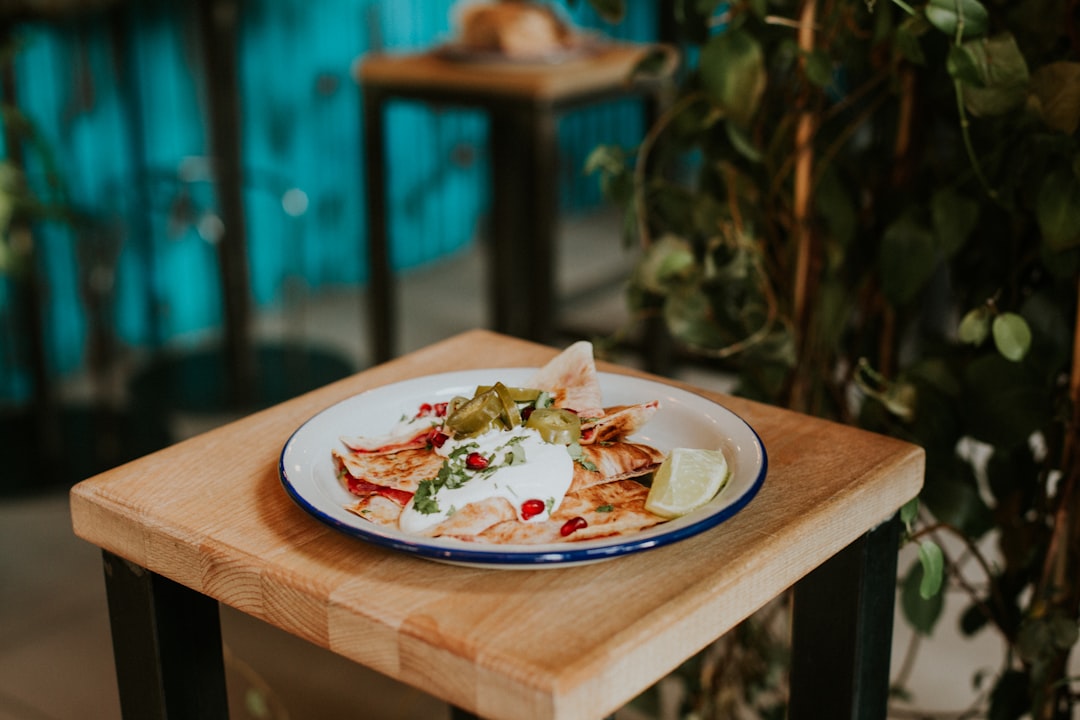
70, 329, 924, 720
356, 42, 665, 103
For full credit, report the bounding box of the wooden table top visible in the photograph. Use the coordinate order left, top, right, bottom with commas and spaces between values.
355, 42, 665, 102
70, 330, 924, 720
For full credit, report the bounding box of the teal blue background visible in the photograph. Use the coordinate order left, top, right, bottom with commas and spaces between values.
0, 1, 657, 401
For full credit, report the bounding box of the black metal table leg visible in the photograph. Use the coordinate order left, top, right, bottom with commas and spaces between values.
102, 551, 229, 720
522, 102, 558, 344
789, 515, 901, 720
363, 85, 394, 364
195, 0, 256, 408
488, 101, 558, 344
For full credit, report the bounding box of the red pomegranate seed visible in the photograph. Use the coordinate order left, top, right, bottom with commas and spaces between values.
433, 402, 449, 417
520, 498, 546, 520
416, 403, 433, 417
560, 516, 588, 537
465, 452, 489, 470
426, 429, 448, 448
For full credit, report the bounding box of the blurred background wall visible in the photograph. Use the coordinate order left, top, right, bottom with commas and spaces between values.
0, 0, 657, 403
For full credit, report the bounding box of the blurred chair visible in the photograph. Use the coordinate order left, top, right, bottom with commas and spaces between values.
123, 157, 355, 421
0, 0, 172, 495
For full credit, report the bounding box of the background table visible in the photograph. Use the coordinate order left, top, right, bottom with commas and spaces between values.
70, 330, 924, 720
357, 45, 670, 363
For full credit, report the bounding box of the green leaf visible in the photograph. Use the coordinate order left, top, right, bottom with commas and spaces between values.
925, 0, 989, 39
663, 284, 729, 349
636, 234, 696, 294
815, 168, 856, 252
931, 188, 978, 256
960, 602, 990, 635
900, 497, 919, 528
1037, 170, 1080, 252
1029, 61, 1080, 135
991, 312, 1032, 362
988, 670, 1030, 720
963, 354, 1049, 448
803, 49, 834, 89
917, 541, 945, 598
724, 122, 763, 163
879, 214, 938, 306
699, 29, 766, 128
920, 462, 994, 538
959, 35, 1030, 117
902, 558, 944, 635
630, 47, 678, 81
895, 16, 929, 64
958, 305, 991, 345
947, 44, 985, 86
583, 145, 626, 177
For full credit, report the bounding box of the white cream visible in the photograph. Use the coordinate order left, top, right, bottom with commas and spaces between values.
398, 426, 574, 535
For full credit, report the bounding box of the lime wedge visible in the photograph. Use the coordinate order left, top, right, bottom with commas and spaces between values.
645, 447, 730, 519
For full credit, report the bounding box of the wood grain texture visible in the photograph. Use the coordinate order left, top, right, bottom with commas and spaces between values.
356, 43, 659, 102
70, 330, 924, 720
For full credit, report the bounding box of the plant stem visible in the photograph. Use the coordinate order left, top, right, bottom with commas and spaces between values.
632, 91, 705, 251
791, 0, 817, 335
789, 0, 819, 412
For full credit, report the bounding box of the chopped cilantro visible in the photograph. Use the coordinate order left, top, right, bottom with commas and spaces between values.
411, 434, 531, 514
413, 480, 440, 515
567, 442, 597, 472
596, 504, 614, 513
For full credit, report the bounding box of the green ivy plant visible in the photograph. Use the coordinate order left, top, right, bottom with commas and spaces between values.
581, 0, 1080, 717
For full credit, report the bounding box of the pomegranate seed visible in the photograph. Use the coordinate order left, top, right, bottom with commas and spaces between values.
433, 402, 449, 417
465, 452, 489, 470
521, 407, 534, 421
426, 429, 448, 448
560, 516, 588, 537
416, 403, 433, 417
521, 498, 546, 520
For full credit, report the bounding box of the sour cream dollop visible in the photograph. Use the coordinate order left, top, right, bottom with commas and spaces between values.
398, 426, 574, 535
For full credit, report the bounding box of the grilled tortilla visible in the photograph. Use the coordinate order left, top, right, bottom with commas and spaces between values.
333, 447, 443, 493
461, 480, 663, 544
527, 340, 604, 417
581, 401, 660, 445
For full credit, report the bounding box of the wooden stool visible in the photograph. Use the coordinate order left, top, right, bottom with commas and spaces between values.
357, 43, 670, 363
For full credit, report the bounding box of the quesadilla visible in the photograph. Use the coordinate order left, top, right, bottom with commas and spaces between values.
333, 342, 670, 544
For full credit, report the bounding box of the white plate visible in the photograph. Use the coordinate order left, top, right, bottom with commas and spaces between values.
279, 369, 767, 568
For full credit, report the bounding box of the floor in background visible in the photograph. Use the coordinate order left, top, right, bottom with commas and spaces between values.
0, 209, 1030, 719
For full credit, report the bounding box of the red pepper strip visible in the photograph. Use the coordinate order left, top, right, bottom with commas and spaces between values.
344, 475, 413, 506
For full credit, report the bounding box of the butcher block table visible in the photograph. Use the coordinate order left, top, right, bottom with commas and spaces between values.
69, 330, 924, 720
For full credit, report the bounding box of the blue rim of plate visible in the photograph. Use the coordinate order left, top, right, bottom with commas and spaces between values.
279, 369, 767, 567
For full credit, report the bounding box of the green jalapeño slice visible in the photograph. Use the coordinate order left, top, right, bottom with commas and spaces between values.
525, 408, 581, 445
445, 390, 504, 437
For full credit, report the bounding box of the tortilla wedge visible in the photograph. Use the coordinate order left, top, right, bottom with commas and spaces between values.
581, 401, 660, 445
461, 480, 663, 544
333, 447, 443, 493
527, 340, 604, 417
570, 440, 665, 494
